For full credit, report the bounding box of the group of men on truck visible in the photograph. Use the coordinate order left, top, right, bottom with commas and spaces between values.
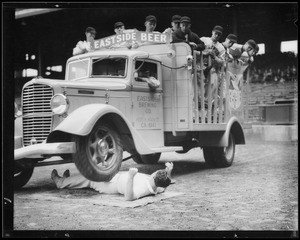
73, 14, 259, 62
72, 14, 258, 119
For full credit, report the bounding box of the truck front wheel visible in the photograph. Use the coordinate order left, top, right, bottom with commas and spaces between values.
14, 163, 34, 189
203, 133, 235, 168
73, 122, 123, 182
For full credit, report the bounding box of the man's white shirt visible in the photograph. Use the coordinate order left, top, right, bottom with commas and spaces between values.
73, 40, 91, 56
113, 172, 157, 199
200, 37, 225, 58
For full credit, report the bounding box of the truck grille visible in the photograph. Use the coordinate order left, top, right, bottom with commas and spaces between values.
22, 83, 54, 146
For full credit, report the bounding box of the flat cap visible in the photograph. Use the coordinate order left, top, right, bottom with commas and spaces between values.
212, 25, 223, 34
114, 22, 124, 29
180, 16, 191, 24
145, 15, 157, 23
226, 34, 237, 43
85, 27, 96, 34
247, 39, 257, 49
172, 15, 181, 23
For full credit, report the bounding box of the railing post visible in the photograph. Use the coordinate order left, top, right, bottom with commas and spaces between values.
245, 67, 250, 122
193, 51, 199, 124
200, 52, 205, 123
218, 66, 225, 123
213, 68, 219, 124
207, 55, 212, 123
224, 61, 230, 122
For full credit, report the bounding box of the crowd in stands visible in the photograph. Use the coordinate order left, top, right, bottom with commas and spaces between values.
248, 51, 297, 83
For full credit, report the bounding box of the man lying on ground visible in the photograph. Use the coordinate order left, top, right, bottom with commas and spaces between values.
51, 162, 174, 201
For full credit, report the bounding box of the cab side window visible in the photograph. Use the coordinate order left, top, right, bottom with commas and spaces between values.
135, 61, 157, 80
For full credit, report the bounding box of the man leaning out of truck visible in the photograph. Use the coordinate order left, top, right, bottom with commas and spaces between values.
137, 70, 160, 90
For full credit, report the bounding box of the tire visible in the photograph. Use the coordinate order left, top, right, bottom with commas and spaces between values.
203, 147, 218, 168
132, 153, 161, 164
14, 163, 34, 189
203, 133, 235, 168
73, 121, 123, 182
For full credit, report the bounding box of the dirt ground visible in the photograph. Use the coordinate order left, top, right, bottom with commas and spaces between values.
6, 138, 299, 237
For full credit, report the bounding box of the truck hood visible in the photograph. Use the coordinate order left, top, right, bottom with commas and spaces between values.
24, 77, 128, 90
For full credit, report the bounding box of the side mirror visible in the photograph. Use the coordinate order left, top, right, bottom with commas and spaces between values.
134, 71, 138, 80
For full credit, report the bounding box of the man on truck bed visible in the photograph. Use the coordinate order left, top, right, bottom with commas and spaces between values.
114, 21, 125, 34
113, 21, 137, 35
220, 33, 238, 62
221, 34, 238, 53
229, 39, 257, 62
144, 15, 160, 33
133, 15, 161, 48
171, 16, 205, 52
163, 14, 181, 42
199, 25, 226, 99
51, 162, 175, 201
200, 25, 226, 70
73, 27, 97, 56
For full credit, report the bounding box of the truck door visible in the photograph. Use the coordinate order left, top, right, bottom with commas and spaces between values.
131, 59, 164, 148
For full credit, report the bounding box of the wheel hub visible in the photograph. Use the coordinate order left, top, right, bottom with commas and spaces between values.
97, 139, 109, 157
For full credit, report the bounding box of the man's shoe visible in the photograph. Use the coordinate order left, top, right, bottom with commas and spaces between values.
51, 169, 63, 188
63, 169, 70, 178
51, 169, 59, 181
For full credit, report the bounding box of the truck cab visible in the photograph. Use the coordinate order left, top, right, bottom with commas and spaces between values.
14, 31, 248, 188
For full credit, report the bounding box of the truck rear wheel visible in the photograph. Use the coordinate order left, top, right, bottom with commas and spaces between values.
132, 153, 161, 164
14, 163, 34, 189
203, 133, 235, 168
73, 121, 123, 182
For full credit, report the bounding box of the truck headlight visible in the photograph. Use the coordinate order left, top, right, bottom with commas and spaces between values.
50, 94, 69, 115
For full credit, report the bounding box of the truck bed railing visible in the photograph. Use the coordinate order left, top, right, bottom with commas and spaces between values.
192, 51, 249, 125
193, 51, 227, 124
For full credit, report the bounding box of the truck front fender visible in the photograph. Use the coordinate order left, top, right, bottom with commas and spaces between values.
48, 104, 155, 154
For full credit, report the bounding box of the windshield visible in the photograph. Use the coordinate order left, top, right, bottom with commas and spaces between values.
92, 57, 127, 77
67, 58, 90, 81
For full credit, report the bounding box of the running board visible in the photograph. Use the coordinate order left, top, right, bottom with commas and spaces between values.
151, 146, 183, 153
35, 158, 73, 167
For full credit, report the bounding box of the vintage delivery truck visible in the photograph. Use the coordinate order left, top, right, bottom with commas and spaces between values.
14, 31, 248, 188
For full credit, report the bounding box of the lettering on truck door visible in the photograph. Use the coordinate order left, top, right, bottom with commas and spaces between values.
131, 60, 164, 148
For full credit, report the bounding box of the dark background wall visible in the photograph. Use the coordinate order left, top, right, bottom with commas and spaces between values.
2, 2, 298, 91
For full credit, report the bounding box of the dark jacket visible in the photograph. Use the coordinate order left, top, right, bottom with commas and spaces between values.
171, 29, 205, 51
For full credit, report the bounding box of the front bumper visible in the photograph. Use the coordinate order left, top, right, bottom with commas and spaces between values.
14, 142, 76, 160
